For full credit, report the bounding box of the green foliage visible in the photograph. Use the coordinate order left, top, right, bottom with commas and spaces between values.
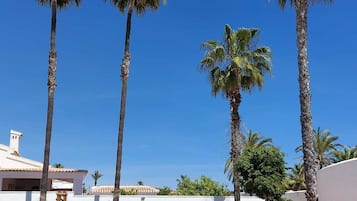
243, 130, 272, 149
53, 163, 64, 168
37, 0, 81, 9
157, 186, 173, 195
104, 0, 165, 14
332, 146, 357, 163
224, 130, 272, 181
91, 170, 103, 186
137, 181, 144, 186
296, 127, 341, 169
200, 25, 272, 97
120, 189, 137, 195
284, 163, 306, 191
176, 175, 230, 196
236, 146, 286, 201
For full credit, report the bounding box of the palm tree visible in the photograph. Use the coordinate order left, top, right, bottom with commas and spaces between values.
105, 1, 165, 200
296, 127, 341, 169
37, 1, 80, 200
332, 146, 357, 163
91, 170, 103, 186
200, 25, 272, 201
286, 163, 306, 191
53, 163, 64, 168
275, 1, 333, 200
224, 130, 272, 181
243, 130, 272, 149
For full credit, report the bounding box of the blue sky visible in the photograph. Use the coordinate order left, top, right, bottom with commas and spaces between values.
0, 0, 356, 190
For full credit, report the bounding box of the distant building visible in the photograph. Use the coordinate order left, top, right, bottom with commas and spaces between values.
0, 129, 87, 195
90, 185, 160, 195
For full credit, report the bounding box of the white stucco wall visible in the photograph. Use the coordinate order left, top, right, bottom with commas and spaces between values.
317, 158, 357, 201
283, 190, 306, 201
0, 144, 42, 169
0, 192, 264, 201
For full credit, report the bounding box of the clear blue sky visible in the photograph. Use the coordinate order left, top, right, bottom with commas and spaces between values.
0, 0, 356, 190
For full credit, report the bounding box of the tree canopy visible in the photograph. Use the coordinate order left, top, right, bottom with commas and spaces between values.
236, 146, 286, 201
296, 127, 341, 169
176, 175, 230, 196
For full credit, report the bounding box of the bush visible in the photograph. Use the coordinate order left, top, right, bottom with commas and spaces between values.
236, 146, 286, 201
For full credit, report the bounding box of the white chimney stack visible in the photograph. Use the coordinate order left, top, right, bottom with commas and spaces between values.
9, 129, 23, 153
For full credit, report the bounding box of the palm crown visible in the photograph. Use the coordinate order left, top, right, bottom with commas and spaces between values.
37, 0, 81, 8
200, 25, 272, 97
106, 0, 164, 13
276, 0, 333, 9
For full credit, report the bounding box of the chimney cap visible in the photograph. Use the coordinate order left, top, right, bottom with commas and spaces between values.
10, 129, 23, 137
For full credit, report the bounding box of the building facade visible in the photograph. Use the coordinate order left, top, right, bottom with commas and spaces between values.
0, 130, 87, 195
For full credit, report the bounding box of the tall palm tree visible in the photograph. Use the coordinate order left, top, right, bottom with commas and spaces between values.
275, 1, 333, 200
200, 25, 272, 201
37, 1, 80, 201
224, 130, 272, 181
91, 170, 103, 186
296, 127, 341, 169
105, 0, 165, 200
332, 146, 357, 163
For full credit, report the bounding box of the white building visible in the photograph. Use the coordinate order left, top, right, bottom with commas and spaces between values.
0, 129, 87, 195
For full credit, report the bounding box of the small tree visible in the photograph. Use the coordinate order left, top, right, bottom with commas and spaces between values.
236, 146, 286, 201
225, 130, 272, 181
120, 189, 137, 195
53, 163, 63, 168
91, 170, 103, 186
137, 181, 144, 186
176, 175, 230, 196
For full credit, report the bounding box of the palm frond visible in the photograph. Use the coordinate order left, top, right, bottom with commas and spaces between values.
37, 0, 81, 8
224, 158, 233, 181
295, 127, 341, 168
274, 0, 333, 10
105, 0, 162, 14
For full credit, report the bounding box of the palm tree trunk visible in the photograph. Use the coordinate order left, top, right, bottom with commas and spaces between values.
113, 1, 133, 201
295, 1, 317, 201
40, 1, 57, 201
230, 91, 241, 201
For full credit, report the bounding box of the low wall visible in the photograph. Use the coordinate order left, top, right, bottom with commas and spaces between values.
0, 191, 264, 201
283, 190, 306, 201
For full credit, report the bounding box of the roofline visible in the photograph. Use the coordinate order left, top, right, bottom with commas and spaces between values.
0, 168, 88, 173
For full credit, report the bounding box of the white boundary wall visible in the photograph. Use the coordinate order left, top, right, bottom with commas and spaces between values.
317, 158, 357, 201
0, 191, 264, 201
283, 190, 306, 201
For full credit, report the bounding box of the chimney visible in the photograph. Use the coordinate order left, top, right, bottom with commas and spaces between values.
9, 129, 23, 153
